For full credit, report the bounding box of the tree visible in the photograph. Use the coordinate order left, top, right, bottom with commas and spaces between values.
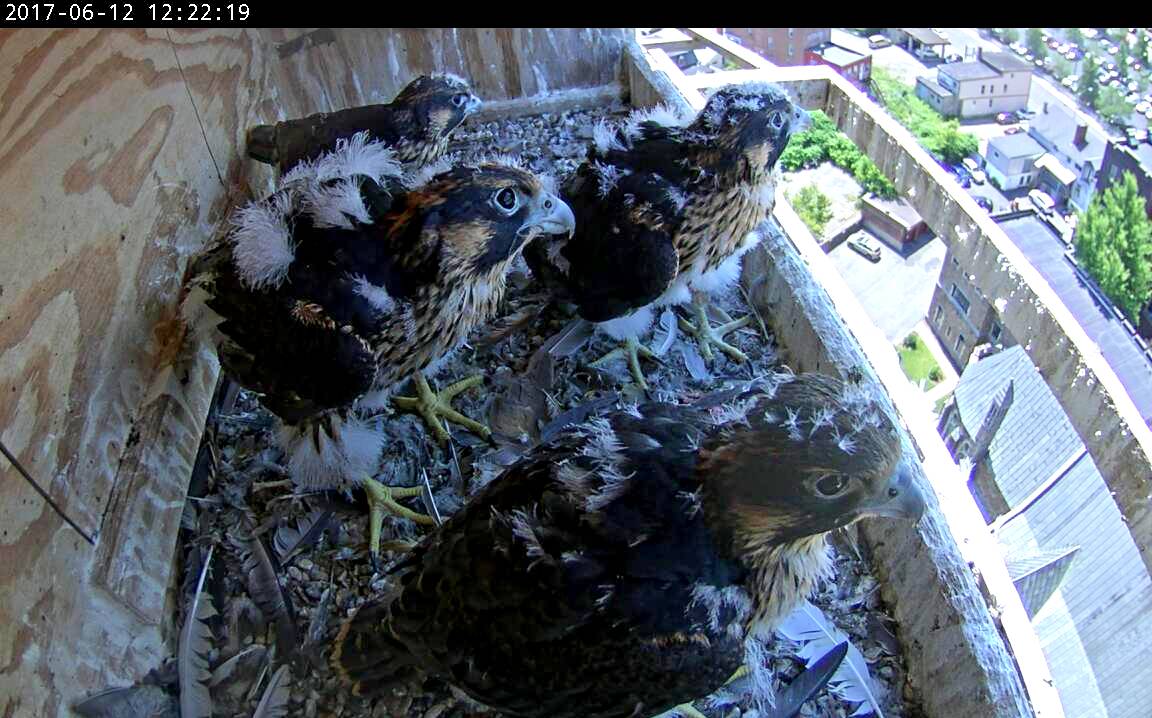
1080, 55, 1101, 106
1026, 28, 1047, 58
1067, 28, 1084, 47
1051, 56, 1074, 81
1074, 172, 1152, 322
1094, 85, 1132, 124
1135, 32, 1149, 63
791, 184, 833, 237
1117, 42, 1131, 80
1001, 28, 1020, 44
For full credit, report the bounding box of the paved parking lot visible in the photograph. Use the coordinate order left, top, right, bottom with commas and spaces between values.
828, 231, 947, 344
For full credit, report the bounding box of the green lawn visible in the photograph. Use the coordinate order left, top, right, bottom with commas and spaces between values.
897, 332, 942, 391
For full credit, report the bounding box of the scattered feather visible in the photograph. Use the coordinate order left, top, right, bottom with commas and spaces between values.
777, 600, 885, 718
178, 545, 216, 718
544, 318, 595, 358
233, 530, 298, 654
272, 510, 333, 565
651, 309, 679, 357
763, 641, 849, 718
679, 343, 712, 382
251, 665, 291, 718
74, 685, 177, 718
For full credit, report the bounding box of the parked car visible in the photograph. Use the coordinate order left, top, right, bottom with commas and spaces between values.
974, 196, 994, 212
847, 232, 882, 262
1028, 189, 1057, 215
961, 157, 987, 184
1017, 108, 1037, 119
868, 34, 891, 49
995, 112, 1019, 125
1004, 126, 1025, 135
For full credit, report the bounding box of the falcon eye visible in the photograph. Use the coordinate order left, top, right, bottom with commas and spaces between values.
814, 474, 849, 497
769, 111, 785, 130
452, 93, 470, 108
494, 187, 519, 212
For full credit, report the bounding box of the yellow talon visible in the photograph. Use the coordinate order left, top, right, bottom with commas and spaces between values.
363, 477, 436, 564
392, 371, 492, 445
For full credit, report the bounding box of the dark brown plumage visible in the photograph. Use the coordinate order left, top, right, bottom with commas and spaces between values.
525, 82, 809, 387
184, 135, 574, 499
332, 373, 924, 718
247, 74, 481, 174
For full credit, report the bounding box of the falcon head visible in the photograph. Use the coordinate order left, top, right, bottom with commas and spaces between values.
697, 82, 811, 169
400, 161, 576, 280
391, 74, 483, 162
701, 373, 925, 548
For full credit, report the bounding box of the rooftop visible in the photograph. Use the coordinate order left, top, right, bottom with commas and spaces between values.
980, 52, 1032, 74
957, 347, 1152, 718
862, 193, 924, 229
955, 346, 1083, 505
916, 75, 951, 98
988, 133, 1045, 159
940, 61, 1001, 82
992, 211, 1152, 425
1028, 105, 1109, 168
1113, 137, 1152, 172
808, 42, 868, 68
900, 28, 948, 46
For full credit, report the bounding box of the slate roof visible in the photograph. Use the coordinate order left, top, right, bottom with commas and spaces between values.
1028, 106, 1108, 169
954, 346, 1082, 503
956, 345, 1152, 718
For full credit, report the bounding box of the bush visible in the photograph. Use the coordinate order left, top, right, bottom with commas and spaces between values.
778, 110, 898, 198
929, 367, 944, 382
903, 333, 920, 350
791, 184, 833, 237
871, 68, 980, 166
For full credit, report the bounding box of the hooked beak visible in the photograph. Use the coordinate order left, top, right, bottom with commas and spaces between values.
526, 193, 576, 238
860, 464, 926, 523
791, 105, 812, 135
465, 94, 483, 117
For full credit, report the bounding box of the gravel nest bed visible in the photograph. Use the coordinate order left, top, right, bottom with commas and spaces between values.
92, 108, 925, 718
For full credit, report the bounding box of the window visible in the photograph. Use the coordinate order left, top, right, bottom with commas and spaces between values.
934, 305, 944, 324
990, 321, 1003, 342
981, 84, 986, 94
951, 284, 971, 315
946, 325, 953, 338
788, 28, 795, 37
951, 256, 959, 268
1003, 83, 1008, 92
954, 333, 966, 353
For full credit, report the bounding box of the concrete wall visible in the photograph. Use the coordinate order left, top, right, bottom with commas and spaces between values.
0, 27, 627, 716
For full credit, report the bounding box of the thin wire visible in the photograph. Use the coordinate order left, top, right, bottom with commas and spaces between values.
0, 439, 96, 545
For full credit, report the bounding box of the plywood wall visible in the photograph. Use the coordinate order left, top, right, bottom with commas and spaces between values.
0, 27, 626, 716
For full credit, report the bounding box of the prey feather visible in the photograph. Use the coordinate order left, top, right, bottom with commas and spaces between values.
179, 544, 216, 718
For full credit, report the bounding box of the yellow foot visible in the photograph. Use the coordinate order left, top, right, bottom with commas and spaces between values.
391, 372, 492, 445
678, 298, 752, 364
363, 477, 436, 565
671, 665, 749, 717
588, 336, 658, 391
